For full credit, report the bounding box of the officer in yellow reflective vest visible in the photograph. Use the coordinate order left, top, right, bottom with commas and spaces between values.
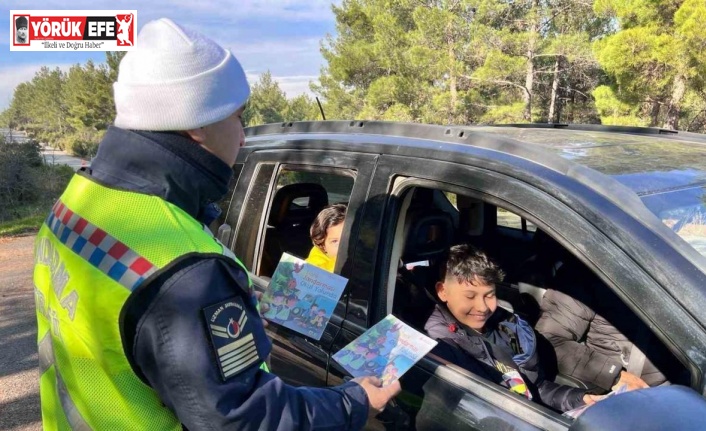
33, 18, 400, 430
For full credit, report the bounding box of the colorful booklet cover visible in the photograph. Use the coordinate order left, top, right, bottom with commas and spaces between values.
261, 252, 348, 340
332, 315, 438, 386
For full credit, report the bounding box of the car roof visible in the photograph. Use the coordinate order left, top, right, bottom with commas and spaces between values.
482, 124, 706, 197
245, 121, 706, 199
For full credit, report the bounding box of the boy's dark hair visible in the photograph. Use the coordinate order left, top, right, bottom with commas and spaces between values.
440, 244, 505, 286
310, 203, 347, 249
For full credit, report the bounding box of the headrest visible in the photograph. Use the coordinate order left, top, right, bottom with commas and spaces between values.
268, 183, 328, 226
402, 209, 454, 264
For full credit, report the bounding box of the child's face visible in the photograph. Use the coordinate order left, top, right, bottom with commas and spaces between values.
273, 295, 284, 305
17, 26, 27, 40
436, 276, 497, 331
323, 222, 344, 258
287, 297, 297, 307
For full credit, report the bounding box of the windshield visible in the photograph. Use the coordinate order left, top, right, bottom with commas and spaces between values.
639, 186, 706, 258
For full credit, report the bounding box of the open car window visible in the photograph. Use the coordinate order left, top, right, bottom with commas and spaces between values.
257, 165, 355, 277
387, 182, 690, 427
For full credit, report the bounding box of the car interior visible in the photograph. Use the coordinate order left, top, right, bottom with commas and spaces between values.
258, 167, 355, 277
388, 185, 690, 400
260, 182, 330, 276
255, 168, 690, 420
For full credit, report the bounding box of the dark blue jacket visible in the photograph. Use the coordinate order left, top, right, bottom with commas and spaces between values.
89, 127, 369, 430
424, 304, 586, 412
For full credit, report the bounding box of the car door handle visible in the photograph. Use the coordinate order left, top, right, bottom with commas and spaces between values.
375, 399, 411, 430
342, 377, 410, 429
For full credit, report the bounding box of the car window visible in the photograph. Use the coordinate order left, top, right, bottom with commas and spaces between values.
276, 168, 353, 205
386, 181, 689, 428
497, 207, 537, 232
641, 186, 706, 258
209, 163, 244, 234
416, 374, 546, 431
443, 191, 458, 209
257, 165, 355, 277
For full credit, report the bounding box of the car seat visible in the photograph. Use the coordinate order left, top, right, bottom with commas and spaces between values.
261, 183, 329, 275
393, 208, 455, 330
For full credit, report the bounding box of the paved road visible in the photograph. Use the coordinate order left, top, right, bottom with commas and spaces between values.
1, 128, 87, 170
0, 235, 41, 431
39, 145, 86, 170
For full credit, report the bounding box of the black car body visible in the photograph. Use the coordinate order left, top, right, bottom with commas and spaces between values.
217, 121, 706, 430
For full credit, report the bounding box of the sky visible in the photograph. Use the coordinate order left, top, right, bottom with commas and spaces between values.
1, 0, 340, 110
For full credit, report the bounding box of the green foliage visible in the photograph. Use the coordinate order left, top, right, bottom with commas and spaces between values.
243, 71, 320, 126
593, 0, 706, 129
1, 51, 124, 153
0, 213, 46, 237
316, 0, 613, 126
0, 136, 74, 226
592, 85, 648, 126
480, 103, 527, 124
58, 129, 104, 159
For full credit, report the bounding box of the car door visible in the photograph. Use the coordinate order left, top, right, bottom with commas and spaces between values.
225, 147, 378, 387
328, 152, 706, 430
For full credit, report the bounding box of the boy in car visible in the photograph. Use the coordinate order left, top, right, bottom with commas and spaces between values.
424, 244, 605, 412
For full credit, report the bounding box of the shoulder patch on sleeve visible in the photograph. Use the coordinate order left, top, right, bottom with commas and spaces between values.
203, 296, 262, 381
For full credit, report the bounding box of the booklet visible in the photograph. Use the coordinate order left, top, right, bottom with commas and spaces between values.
261, 252, 348, 340
332, 315, 438, 386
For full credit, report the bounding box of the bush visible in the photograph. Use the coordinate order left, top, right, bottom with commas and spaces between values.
58, 129, 103, 159
0, 136, 75, 223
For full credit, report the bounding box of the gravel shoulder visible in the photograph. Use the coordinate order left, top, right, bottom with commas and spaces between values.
0, 235, 41, 431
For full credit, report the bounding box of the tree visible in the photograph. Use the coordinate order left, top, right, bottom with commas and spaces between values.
63, 60, 115, 131
316, 0, 613, 126
6, 67, 68, 144
315, 0, 431, 121
242, 71, 289, 126
593, 0, 706, 129
1, 52, 127, 154
243, 72, 321, 126
285, 95, 321, 122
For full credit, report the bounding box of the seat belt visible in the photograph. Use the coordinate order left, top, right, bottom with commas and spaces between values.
627, 329, 649, 377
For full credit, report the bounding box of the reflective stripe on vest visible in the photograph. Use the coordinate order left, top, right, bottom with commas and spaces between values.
38, 334, 91, 431
34, 173, 256, 430
46, 200, 156, 291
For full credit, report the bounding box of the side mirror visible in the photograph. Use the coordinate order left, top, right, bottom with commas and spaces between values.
570, 385, 706, 431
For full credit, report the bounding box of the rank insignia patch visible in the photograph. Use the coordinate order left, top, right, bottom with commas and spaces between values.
203, 296, 261, 380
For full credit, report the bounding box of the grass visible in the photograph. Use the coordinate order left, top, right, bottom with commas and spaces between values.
0, 213, 45, 237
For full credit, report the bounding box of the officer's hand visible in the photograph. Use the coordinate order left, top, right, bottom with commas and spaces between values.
352, 376, 402, 413
583, 393, 608, 406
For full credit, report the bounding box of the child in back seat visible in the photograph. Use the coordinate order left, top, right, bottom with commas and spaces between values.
305, 204, 346, 273
424, 244, 606, 412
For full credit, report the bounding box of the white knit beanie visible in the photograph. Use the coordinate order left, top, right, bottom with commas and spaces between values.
113, 18, 249, 131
